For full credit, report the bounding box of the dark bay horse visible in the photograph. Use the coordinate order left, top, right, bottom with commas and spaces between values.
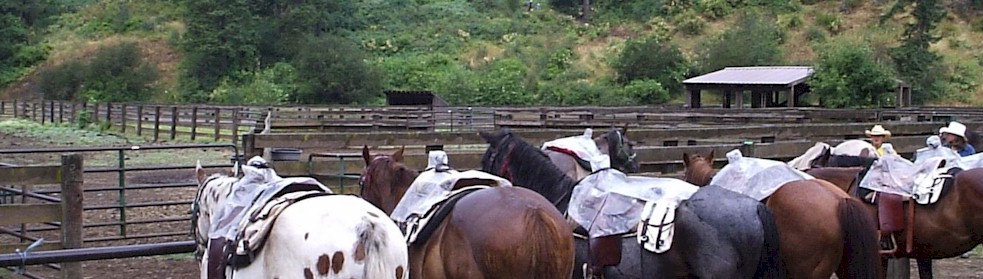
543, 127, 641, 179
682, 151, 881, 279
359, 146, 575, 279
480, 130, 786, 278
809, 152, 983, 279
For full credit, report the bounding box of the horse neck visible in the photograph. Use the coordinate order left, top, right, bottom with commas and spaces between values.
507, 159, 577, 212
686, 163, 715, 187
377, 162, 419, 214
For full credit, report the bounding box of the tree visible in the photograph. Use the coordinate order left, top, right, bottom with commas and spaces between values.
809, 40, 897, 108
0, 0, 59, 85
696, 10, 785, 73
884, 0, 947, 104
613, 35, 689, 103
292, 36, 384, 104
179, 0, 259, 102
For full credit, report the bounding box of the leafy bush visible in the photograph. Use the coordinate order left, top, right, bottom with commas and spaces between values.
673, 10, 708, 36
209, 63, 297, 105
621, 79, 671, 104
696, 10, 785, 73
809, 40, 897, 108
696, 0, 734, 19
292, 35, 384, 104
805, 26, 827, 42
815, 12, 843, 34
39, 60, 86, 100
80, 42, 159, 102
613, 35, 689, 98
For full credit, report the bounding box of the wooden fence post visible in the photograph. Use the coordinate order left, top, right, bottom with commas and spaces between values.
92, 103, 99, 124
213, 107, 221, 141
136, 105, 143, 136
120, 104, 127, 133
105, 103, 112, 129
153, 106, 161, 142
170, 106, 178, 140
231, 108, 239, 143
40, 101, 45, 124
58, 101, 64, 123
49, 101, 55, 124
60, 154, 84, 279
12, 100, 18, 118
0, 100, 5, 116
190, 106, 198, 141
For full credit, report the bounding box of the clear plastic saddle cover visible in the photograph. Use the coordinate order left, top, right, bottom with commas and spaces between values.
390, 169, 511, 223
832, 139, 878, 157
568, 169, 698, 238
914, 146, 960, 166
542, 128, 611, 171
860, 154, 945, 197
787, 142, 830, 170
210, 168, 330, 240
711, 150, 814, 201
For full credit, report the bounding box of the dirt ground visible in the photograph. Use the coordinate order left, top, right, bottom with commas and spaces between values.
3, 129, 983, 278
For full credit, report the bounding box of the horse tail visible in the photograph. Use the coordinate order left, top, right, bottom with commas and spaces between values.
753, 203, 787, 279
358, 215, 408, 279
523, 205, 575, 276
837, 198, 880, 279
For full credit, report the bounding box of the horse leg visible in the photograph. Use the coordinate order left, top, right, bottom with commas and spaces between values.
916, 259, 933, 279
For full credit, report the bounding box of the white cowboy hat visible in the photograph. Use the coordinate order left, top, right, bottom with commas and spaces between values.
939, 121, 968, 140
865, 125, 891, 138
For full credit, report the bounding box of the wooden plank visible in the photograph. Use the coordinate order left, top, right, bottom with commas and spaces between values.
0, 166, 62, 184
0, 204, 62, 225
60, 153, 84, 279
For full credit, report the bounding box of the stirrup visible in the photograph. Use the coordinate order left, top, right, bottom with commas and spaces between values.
582, 263, 605, 279
879, 234, 897, 255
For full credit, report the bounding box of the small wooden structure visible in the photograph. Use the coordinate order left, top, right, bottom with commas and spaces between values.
683, 66, 814, 108
384, 90, 448, 109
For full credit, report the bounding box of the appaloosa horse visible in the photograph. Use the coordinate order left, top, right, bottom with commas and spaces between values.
481, 130, 786, 278
808, 151, 983, 279
194, 161, 407, 279
359, 146, 575, 279
682, 151, 881, 279
542, 127, 641, 179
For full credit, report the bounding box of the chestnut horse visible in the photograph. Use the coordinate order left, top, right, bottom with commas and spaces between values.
543, 127, 641, 179
809, 151, 983, 279
682, 151, 880, 279
481, 130, 786, 278
359, 146, 575, 279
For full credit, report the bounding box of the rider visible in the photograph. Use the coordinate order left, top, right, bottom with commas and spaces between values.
940, 121, 976, 157
865, 125, 896, 156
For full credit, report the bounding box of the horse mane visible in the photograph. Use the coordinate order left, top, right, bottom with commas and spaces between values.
603, 129, 619, 157
482, 131, 578, 212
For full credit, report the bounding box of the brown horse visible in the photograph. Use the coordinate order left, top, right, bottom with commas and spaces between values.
683, 151, 881, 279
543, 127, 641, 179
359, 146, 575, 279
809, 152, 983, 279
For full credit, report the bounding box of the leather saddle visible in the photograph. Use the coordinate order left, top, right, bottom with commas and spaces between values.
875, 193, 914, 255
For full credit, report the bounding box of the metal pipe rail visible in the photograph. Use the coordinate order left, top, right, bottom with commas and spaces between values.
0, 241, 196, 267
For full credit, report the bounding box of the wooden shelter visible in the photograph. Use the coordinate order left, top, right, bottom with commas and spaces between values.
683, 66, 814, 108
384, 90, 448, 109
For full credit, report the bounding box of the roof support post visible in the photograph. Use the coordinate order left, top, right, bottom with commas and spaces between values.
788, 86, 796, 108
687, 89, 701, 108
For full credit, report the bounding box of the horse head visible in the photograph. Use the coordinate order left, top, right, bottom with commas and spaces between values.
360, 145, 417, 214
596, 126, 641, 173
682, 150, 715, 186
192, 162, 239, 260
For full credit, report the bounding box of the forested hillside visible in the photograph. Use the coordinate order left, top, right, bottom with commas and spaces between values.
2, 0, 983, 107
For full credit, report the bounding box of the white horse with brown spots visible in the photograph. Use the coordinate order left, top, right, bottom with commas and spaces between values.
194, 159, 408, 279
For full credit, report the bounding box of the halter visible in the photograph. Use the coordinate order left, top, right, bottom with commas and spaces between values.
609, 130, 637, 170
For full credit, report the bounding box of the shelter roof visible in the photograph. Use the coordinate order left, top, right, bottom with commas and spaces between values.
683, 66, 814, 86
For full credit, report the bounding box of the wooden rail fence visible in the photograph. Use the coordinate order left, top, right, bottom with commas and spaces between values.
0, 154, 83, 279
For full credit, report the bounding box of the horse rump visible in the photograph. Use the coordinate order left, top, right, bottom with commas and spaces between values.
754, 203, 787, 279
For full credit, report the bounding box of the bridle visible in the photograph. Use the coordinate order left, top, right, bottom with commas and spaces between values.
608, 130, 637, 170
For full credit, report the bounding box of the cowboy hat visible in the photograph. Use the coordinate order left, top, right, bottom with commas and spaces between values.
865, 125, 891, 138
939, 121, 968, 140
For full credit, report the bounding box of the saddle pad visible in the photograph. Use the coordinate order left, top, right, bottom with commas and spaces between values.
405, 186, 487, 245
637, 200, 677, 254
232, 190, 335, 266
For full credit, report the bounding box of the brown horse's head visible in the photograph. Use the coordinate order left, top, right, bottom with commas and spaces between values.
682, 150, 715, 186
360, 146, 418, 214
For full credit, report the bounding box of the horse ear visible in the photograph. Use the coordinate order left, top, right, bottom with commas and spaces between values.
682, 153, 690, 167
707, 150, 715, 163
479, 131, 496, 144
393, 146, 405, 162
195, 161, 206, 186
362, 145, 372, 165
859, 148, 870, 158
622, 123, 628, 136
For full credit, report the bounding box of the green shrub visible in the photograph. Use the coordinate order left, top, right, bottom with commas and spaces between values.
696, 10, 785, 73
815, 12, 842, 34
292, 35, 384, 104
674, 10, 708, 36
809, 40, 897, 108
39, 61, 86, 100
621, 79, 671, 104
81, 42, 159, 102
613, 35, 689, 97
805, 26, 827, 42
778, 13, 804, 29
209, 63, 297, 105
696, 0, 733, 19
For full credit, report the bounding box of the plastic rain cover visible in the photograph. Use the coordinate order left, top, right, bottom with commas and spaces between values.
711, 150, 814, 201
859, 154, 946, 197
542, 128, 611, 171
390, 169, 511, 224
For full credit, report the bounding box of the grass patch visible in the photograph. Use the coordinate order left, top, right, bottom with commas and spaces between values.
158, 252, 196, 261
0, 118, 142, 146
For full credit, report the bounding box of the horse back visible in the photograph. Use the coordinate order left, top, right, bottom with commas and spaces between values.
683, 185, 774, 277
425, 187, 575, 279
